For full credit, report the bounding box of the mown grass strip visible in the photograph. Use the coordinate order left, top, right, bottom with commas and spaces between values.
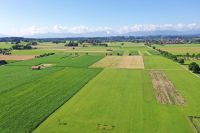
147, 50, 160, 55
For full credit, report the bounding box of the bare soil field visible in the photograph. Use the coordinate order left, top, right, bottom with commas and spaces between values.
0, 55, 35, 60
91, 56, 120, 68
150, 71, 185, 105
91, 56, 144, 69
117, 56, 144, 69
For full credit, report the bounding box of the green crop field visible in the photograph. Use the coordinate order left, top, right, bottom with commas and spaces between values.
0, 42, 14, 48
0, 53, 103, 133
1, 42, 200, 133
144, 55, 182, 70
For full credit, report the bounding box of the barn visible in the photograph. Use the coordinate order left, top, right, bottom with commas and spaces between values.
32, 66, 41, 70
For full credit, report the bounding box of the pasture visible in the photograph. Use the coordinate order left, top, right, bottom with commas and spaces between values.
35, 69, 194, 133
0, 42, 200, 133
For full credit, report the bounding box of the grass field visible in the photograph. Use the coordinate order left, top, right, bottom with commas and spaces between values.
35, 69, 155, 133
144, 56, 182, 70
34, 69, 193, 133
12, 49, 65, 55
1, 42, 200, 133
0, 42, 14, 48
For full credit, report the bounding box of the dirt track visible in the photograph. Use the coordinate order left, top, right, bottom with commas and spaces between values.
0, 55, 35, 60
150, 71, 185, 105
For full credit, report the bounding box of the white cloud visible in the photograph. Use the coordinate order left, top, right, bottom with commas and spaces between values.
2, 23, 200, 36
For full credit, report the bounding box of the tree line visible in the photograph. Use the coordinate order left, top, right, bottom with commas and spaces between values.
146, 44, 200, 74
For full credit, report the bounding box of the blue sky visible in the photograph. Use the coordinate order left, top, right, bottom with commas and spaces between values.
0, 0, 200, 36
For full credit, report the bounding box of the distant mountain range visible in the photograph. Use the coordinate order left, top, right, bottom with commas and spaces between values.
25, 30, 200, 38
1, 30, 200, 38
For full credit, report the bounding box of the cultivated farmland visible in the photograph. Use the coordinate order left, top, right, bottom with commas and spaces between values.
91, 56, 144, 69
150, 70, 185, 105
154, 44, 200, 55
1, 42, 200, 133
0, 55, 35, 60
0, 54, 103, 133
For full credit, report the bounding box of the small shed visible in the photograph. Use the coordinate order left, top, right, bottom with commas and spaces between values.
32, 66, 41, 70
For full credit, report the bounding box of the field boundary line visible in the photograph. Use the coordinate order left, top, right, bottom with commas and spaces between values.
145, 51, 152, 55
138, 50, 142, 55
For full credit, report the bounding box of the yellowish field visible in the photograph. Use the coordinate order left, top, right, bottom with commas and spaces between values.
160, 47, 200, 54
65, 50, 110, 53
91, 56, 144, 69
0, 55, 35, 60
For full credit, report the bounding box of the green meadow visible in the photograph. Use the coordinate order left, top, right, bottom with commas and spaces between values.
0, 42, 200, 133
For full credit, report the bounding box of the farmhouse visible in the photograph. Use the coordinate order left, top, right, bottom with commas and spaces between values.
32, 66, 41, 70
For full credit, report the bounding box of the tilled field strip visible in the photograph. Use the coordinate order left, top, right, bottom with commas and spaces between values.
150, 71, 185, 105
117, 56, 144, 69
90, 56, 120, 68
0, 55, 35, 60
91, 56, 144, 69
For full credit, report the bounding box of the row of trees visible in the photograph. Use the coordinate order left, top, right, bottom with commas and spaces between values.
35, 53, 55, 58
189, 62, 200, 73
11, 41, 39, 50
156, 49, 200, 73
92, 43, 108, 47
52, 40, 66, 44
0, 48, 12, 55
0, 42, 38, 55
12, 44, 33, 50
65, 41, 79, 47
177, 53, 200, 60
145, 43, 200, 60
157, 49, 181, 62
64, 41, 108, 47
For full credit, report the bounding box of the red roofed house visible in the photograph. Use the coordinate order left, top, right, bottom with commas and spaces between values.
32, 66, 41, 70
